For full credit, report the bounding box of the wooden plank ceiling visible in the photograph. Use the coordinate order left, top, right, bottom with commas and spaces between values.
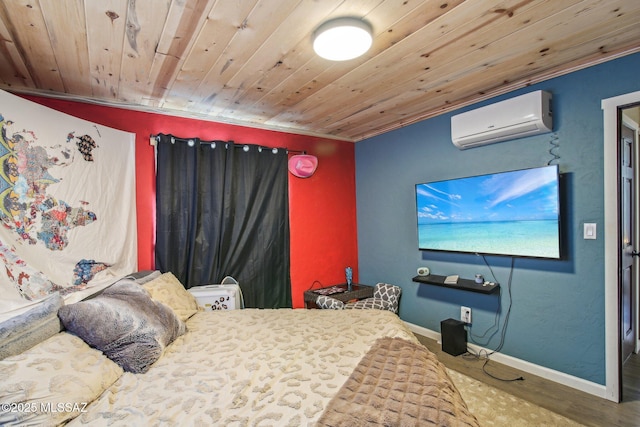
0, 0, 638, 142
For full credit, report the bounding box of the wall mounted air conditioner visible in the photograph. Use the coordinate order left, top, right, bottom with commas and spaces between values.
451, 90, 553, 149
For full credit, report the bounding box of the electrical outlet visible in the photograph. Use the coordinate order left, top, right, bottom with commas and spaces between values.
461, 306, 471, 323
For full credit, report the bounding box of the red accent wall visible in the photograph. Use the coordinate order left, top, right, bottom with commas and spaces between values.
22, 95, 358, 308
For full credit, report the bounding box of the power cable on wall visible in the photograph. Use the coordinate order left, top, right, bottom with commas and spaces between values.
547, 132, 560, 165
464, 256, 524, 382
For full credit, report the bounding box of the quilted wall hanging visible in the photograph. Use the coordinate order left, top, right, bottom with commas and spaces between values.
0, 90, 137, 321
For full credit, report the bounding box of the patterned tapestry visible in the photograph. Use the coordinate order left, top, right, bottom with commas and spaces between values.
0, 90, 137, 321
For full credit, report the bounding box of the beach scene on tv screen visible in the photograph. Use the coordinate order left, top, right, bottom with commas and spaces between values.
416, 166, 560, 258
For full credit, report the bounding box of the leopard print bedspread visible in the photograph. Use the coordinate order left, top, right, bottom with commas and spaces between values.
67, 309, 418, 426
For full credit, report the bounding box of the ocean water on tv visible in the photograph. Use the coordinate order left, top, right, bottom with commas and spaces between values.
418, 220, 560, 258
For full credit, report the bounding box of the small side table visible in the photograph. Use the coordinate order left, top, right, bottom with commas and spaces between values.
304, 283, 373, 309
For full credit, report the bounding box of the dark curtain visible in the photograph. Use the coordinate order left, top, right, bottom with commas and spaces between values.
155, 135, 291, 308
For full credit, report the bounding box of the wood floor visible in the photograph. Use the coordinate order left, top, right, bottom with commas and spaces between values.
414, 334, 640, 427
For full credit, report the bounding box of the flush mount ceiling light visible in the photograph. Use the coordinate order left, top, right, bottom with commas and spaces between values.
313, 17, 373, 61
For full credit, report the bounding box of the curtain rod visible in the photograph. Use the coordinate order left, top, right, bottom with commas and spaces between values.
149, 134, 306, 155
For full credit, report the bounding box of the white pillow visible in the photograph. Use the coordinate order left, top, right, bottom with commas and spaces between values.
0, 332, 123, 426
143, 272, 199, 321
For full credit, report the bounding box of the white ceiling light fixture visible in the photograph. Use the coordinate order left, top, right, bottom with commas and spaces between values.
313, 17, 373, 61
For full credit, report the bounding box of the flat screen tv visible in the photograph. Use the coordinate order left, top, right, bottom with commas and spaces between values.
415, 165, 561, 259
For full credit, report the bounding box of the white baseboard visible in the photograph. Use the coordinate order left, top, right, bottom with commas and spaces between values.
405, 321, 607, 399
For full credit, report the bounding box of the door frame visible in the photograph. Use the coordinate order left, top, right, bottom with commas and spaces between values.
623, 112, 640, 358
630, 114, 640, 357
602, 90, 640, 402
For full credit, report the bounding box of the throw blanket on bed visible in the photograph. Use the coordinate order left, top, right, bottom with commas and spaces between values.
317, 337, 480, 427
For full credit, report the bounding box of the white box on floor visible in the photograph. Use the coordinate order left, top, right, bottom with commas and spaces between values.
188, 276, 244, 310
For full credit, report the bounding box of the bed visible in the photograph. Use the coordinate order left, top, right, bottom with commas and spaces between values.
0, 272, 479, 426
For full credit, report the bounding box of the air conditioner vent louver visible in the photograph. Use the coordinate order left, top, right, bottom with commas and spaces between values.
451, 90, 553, 149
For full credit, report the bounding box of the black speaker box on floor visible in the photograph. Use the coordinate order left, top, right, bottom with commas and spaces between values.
440, 318, 467, 356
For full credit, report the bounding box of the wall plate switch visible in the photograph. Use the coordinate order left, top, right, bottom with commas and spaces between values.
461, 306, 471, 323
584, 223, 597, 240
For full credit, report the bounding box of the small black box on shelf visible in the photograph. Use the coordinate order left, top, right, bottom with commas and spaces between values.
440, 318, 467, 356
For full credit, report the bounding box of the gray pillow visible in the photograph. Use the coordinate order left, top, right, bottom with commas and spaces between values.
58, 280, 186, 373
121, 270, 162, 284
0, 293, 63, 359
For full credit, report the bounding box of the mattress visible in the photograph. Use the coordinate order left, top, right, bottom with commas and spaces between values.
66, 308, 418, 426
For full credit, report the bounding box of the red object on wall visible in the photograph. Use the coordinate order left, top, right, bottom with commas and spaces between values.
21, 95, 358, 308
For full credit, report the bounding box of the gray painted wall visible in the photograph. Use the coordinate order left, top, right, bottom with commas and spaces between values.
355, 52, 640, 385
